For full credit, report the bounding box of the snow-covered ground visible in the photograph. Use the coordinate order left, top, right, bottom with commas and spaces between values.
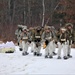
0, 46, 75, 75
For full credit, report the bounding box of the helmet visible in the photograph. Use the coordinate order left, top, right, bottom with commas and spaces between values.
44, 26, 51, 30
60, 27, 66, 31
65, 23, 73, 28
18, 25, 23, 28
22, 26, 27, 31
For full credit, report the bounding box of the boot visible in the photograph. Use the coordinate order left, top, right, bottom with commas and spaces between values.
37, 54, 40, 56
39, 53, 42, 56
37, 53, 42, 56
22, 52, 29, 56
63, 56, 68, 60
22, 52, 26, 56
45, 55, 48, 58
49, 55, 53, 59
19, 48, 23, 51
57, 56, 61, 59
67, 54, 72, 58
34, 52, 37, 56
25, 52, 29, 55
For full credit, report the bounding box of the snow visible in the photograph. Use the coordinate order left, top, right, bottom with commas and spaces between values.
0, 41, 15, 49
0, 41, 15, 53
0, 46, 75, 75
0, 43, 5, 49
5, 41, 15, 48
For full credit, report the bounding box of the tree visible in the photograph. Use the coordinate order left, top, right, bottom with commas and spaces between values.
0, 0, 75, 41
42, 0, 45, 27
23, 0, 26, 25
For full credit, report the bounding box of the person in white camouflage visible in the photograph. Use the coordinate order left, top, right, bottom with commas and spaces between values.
33, 27, 42, 56
65, 23, 75, 58
28, 27, 35, 53
21, 26, 30, 56
51, 26, 57, 55
15, 25, 23, 51
57, 27, 68, 60
42, 26, 54, 58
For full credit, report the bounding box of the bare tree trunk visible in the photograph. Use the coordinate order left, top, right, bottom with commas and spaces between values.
23, 0, 26, 25
11, 0, 15, 25
50, 0, 60, 25
8, 0, 11, 24
8, 0, 15, 25
28, 0, 31, 26
50, 0, 54, 25
45, 17, 50, 26
42, 0, 45, 27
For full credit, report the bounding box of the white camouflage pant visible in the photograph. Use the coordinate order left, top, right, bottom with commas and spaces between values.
30, 42, 35, 52
57, 42, 68, 57
52, 40, 56, 53
67, 40, 72, 55
45, 40, 54, 56
34, 43, 41, 54
17, 37, 22, 49
22, 41, 29, 52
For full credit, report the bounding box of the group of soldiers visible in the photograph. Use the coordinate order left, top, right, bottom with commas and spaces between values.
15, 23, 75, 60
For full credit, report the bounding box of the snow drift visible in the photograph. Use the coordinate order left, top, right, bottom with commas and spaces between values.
0, 41, 15, 53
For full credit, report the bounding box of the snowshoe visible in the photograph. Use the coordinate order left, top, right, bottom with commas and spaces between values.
57, 56, 61, 59
19, 48, 23, 51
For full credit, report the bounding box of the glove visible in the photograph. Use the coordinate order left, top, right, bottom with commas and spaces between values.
28, 40, 31, 43
36, 44, 38, 47
45, 40, 49, 46
43, 43, 46, 49
72, 41, 75, 44
55, 41, 57, 44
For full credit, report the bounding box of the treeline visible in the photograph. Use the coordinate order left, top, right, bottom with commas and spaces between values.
0, 0, 75, 41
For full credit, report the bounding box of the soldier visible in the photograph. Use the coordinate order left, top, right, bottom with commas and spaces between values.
42, 26, 54, 58
15, 25, 23, 51
65, 23, 75, 58
33, 26, 42, 56
51, 26, 57, 55
57, 28, 68, 59
21, 26, 30, 56
28, 27, 35, 52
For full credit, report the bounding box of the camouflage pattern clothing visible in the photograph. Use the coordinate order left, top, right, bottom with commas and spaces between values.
42, 26, 54, 58
57, 28, 68, 59
33, 27, 42, 56
65, 24, 75, 58
21, 28, 30, 56
28, 28, 35, 52
15, 27, 23, 51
